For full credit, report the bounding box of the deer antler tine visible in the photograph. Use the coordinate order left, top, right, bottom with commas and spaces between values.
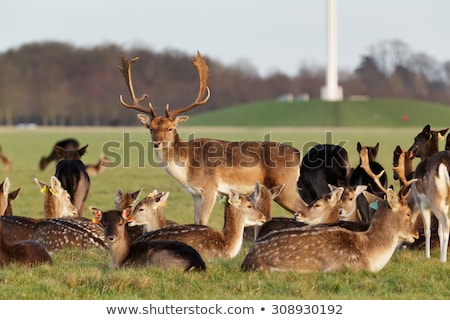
360, 147, 388, 195
119, 55, 156, 117
167, 51, 211, 118
393, 151, 409, 187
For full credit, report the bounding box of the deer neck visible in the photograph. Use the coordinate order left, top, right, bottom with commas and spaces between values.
108, 227, 130, 269
143, 208, 169, 232
363, 206, 400, 271
43, 194, 60, 218
221, 205, 245, 257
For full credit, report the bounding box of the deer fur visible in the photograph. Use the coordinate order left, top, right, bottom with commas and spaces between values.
241, 189, 419, 272
119, 52, 307, 225
0, 145, 12, 172
54, 144, 90, 216
133, 189, 266, 259
40, 138, 79, 171
85, 156, 110, 177
91, 207, 206, 271
0, 177, 21, 216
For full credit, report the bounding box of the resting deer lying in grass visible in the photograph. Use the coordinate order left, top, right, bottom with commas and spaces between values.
40, 138, 79, 171
91, 207, 206, 271
0, 177, 21, 216
334, 185, 366, 223
241, 148, 419, 272
0, 221, 52, 267
54, 144, 90, 216
406, 125, 450, 262
0, 145, 12, 172
0, 176, 76, 243
118, 52, 306, 225
133, 188, 266, 259
85, 156, 110, 177
31, 176, 106, 252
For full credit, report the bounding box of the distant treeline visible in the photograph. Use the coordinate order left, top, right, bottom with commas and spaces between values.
0, 39, 449, 126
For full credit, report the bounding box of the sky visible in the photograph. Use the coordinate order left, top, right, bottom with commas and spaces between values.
2, 0, 449, 77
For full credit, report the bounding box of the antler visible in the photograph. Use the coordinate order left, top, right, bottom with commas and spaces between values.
119, 55, 157, 118
392, 149, 417, 198
359, 147, 388, 195
165, 51, 211, 119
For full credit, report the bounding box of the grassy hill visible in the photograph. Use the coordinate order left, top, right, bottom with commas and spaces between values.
186, 98, 450, 127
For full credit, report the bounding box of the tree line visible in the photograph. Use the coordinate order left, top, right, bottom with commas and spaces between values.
0, 39, 449, 126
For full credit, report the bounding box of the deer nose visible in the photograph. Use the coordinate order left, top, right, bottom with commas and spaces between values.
153, 142, 161, 148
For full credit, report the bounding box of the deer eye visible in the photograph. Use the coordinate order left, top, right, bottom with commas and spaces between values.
168, 128, 173, 132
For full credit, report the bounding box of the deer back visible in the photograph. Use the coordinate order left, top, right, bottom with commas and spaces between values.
91, 207, 205, 271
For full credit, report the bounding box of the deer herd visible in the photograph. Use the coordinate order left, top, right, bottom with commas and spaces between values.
0, 52, 449, 276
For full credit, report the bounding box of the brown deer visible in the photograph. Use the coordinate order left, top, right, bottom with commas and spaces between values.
39, 138, 79, 171
0, 176, 77, 244
118, 52, 306, 225
85, 155, 110, 177
91, 207, 206, 271
0, 221, 52, 267
407, 124, 449, 160
54, 144, 90, 216
114, 187, 146, 242
241, 148, 419, 272
133, 189, 266, 259
335, 185, 366, 223
0, 177, 21, 216
0, 145, 12, 172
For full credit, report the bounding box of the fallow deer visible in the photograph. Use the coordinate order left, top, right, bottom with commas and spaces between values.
0, 145, 12, 172
0, 176, 77, 244
334, 185, 366, 223
349, 142, 388, 223
407, 124, 449, 160
128, 190, 178, 232
0, 221, 52, 267
0, 177, 21, 216
114, 188, 145, 241
85, 155, 110, 177
91, 207, 206, 271
133, 189, 266, 260
39, 138, 79, 171
54, 144, 90, 216
407, 140, 450, 261
241, 148, 418, 272
118, 52, 306, 225
298, 144, 351, 204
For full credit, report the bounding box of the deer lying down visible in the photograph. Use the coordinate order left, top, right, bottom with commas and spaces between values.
91, 207, 205, 272
133, 189, 266, 260
241, 188, 419, 272
0, 220, 52, 267
0, 177, 21, 216
114, 188, 145, 242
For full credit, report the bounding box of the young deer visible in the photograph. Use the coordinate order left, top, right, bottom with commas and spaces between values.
128, 190, 178, 232
133, 189, 266, 260
91, 207, 206, 271
1, 176, 77, 244
0, 177, 21, 216
54, 144, 90, 216
39, 138, 79, 171
118, 52, 306, 225
85, 155, 110, 177
0, 221, 52, 267
241, 148, 419, 272
0, 145, 12, 172
114, 188, 145, 242
334, 185, 366, 223
31, 176, 106, 252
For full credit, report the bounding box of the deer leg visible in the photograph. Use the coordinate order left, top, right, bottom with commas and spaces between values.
420, 207, 432, 259
192, 190, 217, 225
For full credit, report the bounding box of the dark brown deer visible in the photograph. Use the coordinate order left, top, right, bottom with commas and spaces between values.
0, 177, 21, 216
0, 221, 52, 267
54, 144, 90, 216
298, 144, 351, 204
114, 188, 142, 211
118, 52, 306, 225
133, 189, 266, 259
0, 145, 12, 172
407, 124, 449, 160
91, 207, 206, 271
349, 142, 388, 223
241, 148, 418, 272
85, 155, 110, 177
39, 138, 79, 170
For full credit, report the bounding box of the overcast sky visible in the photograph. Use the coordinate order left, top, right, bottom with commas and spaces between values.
2, 0, 449, 76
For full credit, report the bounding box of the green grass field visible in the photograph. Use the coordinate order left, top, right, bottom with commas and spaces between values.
0, 123, 449, 300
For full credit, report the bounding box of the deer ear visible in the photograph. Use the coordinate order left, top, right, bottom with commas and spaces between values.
386, 189, 400, 209
270, 184, 285, 199
50, 176, 62, 193
174, 116, 189, 126
132, 188, 142, 201
122, 207, 133, 221
90, 206, 103, 224
137, 114, 151, 128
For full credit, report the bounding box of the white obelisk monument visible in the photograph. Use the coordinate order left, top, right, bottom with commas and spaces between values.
321, 0, 343, 101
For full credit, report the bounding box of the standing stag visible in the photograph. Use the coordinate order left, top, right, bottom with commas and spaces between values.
241, 148, 418, 272
118, 52, 306, 225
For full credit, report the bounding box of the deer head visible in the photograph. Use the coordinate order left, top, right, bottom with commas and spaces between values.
407, 124, 449, 159
119, 51, 210, 148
